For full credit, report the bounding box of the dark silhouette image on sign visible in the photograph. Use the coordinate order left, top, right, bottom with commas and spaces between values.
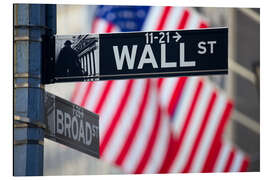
55, 40, 84, 77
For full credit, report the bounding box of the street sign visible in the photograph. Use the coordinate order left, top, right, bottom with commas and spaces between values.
44, 28, 228, 83
44, 92, 99, 158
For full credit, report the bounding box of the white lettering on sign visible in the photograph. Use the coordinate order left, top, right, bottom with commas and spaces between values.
113, 45, 137, 70
197, 41, 217, 54
56, 109, 64, 134
64, 112, 71, 138
56, 108, 98, 146
180, 43, 196, 67
113, 43, 196, 70
138, 44, 158, 69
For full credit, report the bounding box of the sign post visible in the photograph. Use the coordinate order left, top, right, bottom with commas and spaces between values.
44, 92, 100, 158
13, 4, 56, 176
43, 28, 228, 83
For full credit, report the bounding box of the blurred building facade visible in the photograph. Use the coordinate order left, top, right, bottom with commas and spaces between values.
199, 7, 260, 171
44, 5, 260, 175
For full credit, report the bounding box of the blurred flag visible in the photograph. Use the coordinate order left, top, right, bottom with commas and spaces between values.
71, 5, 249, 173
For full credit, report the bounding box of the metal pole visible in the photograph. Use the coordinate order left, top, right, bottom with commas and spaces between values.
13, 4, 56, 176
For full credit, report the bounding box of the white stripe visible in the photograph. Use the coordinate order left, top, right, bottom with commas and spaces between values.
84, 81, 106, 111
230, 151, 244, 172
99, 80, 128, 141
172, 77, 198, 135
102, 80, 147, 162
190, 93, 227, 172
185, 9, 200, 29
95, 18, 108, 33
122, 87, 158, 173
142, 6, 164, 31
170, 81, 212, 172
213, 143, 231, 172
72, 82, 89, 105
111, 25, 120, 33
163, 7, 184, 29
159, 77, 178, 108
143, 112, 170, 173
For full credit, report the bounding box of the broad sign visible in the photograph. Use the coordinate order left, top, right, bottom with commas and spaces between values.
47, 28, 228, 83
44, 92, 99, 158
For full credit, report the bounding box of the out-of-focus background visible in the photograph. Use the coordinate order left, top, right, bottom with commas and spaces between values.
44, 5, 259, 175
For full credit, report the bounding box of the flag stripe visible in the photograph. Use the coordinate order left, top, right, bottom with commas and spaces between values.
168, 77, 187, 115
94, 81, 114, 113
134, 105, 162, 173
240, 158, 249, 172
169, 80, 204, 172
164, 7, 184, 30
99, 81, 127, 140
213, 142, 231, 172
84, 81, 106, 111
185, 10, 200, 29
172, 77, 199, 135
177, 9, 190, 29
105, 22, 114, 33
71, 82, 82, 103
202, 101, 233, 172
72, 83, 89, 105
230, 151, 244, 172
224, 149, 236, 172
80, 82, 93, 107
182, 89, 217, 173
158, 78, 199, 173
160, 77, 179, 108
115, 80, 151, 165
100, 80, 134, 156
122, 88, 158, 173
102, 80, 147, 162
199, 21, 208, 28
203, 139, 222, 173
168, 77, 188, 115
91, 18, 98, 33
144, 113, 170, 173
190, 94, 227, 172
156, 6, 172, 30
142, 6, 164, 30
94, 18, 107, 33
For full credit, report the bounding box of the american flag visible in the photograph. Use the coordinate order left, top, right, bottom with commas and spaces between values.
71, 5, 249, 173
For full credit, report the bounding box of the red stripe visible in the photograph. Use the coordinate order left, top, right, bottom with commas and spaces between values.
71, 83, 82, 103
115, 80, 151, 166
168, 77, 188, 115
156, 6, 172, 30
199, 21, 208, 28
105, 22, 114, 33
177, 9, 190, 29
158, 131, 175, 173
182, 91, 217, 173
240, 157, 249, 172
160, 79, 203, 172
91, 18, 98, 33
224, 149, 236, 172
157, 78, 164, 89
134, 105, 162, 173
201, 140, 222, 173
80, 82, 93, 107
100, 80, 134, 156
94, 80, 114, 114
202, 100, 233, 172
